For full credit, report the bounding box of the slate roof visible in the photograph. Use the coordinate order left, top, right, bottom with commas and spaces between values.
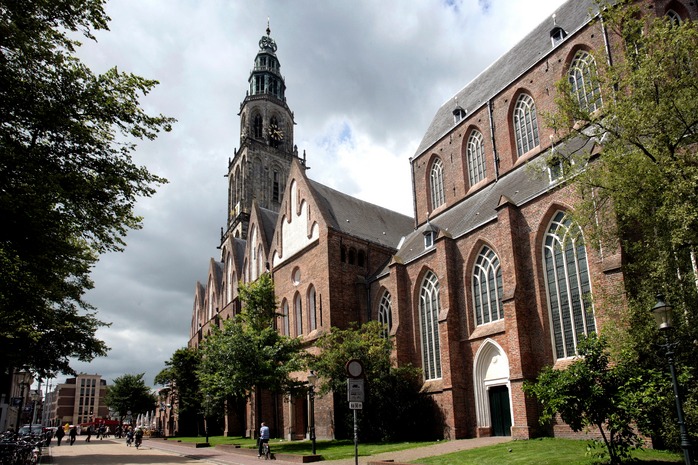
415, 0, 600, 157
308, 179, 415, 250
394, 135, 597, 266
257, 205, 279, 248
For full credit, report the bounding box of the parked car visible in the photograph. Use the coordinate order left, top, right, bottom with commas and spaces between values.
17, 425, 43, 436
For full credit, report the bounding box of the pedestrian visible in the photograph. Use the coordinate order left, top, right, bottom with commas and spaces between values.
257, 421, 270, 457
69, 425, 77, 446
85, 425, 92, 442
55, 426, 65, 446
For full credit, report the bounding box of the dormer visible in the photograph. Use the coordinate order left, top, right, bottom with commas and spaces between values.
423, 220, 438, 249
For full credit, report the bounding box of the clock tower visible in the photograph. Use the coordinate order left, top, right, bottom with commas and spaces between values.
224, 22, 303, 241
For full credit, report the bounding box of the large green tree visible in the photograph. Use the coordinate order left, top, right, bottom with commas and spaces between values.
197, 274, 304, 428
104, 373, 157, 422
311, 321, 441, 442
0, 0, 174, 377
155, 347, 202, 436
546, 0, 698, 450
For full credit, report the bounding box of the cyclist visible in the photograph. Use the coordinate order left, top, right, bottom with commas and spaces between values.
134, 427, 143, 449
257, 422, 269, 458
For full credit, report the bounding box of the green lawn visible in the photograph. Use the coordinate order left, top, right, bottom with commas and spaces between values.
169, 435, 683, 464
417, 438, 683, 465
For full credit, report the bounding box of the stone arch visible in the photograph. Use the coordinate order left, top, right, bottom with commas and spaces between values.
473, 339, 511, 435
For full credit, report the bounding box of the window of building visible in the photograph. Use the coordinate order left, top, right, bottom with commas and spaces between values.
543, 211, 595, 360
472, 246, 503, 325
667, 9, 682, 26
253, 114, 263, 138
513, 94, 540, 156
467, 130, 487, 186
358, 250, 365, 267
378, 291, 392, 338
294, 293, 303, 336
419, 271, 442, 380
430, 158, 445, 209
308, 285, 317, 331
568, 50, 602, 113
453, 106, 467, 124
340, 246, 347, 263
282, 300, 290, 336
272, 171, 280, 202
348, 248, 356, 265
550, 26, 567, 46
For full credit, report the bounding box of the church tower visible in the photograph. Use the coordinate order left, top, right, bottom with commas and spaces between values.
224, 23, 303, 241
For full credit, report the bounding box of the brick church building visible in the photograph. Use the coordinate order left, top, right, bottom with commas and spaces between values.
189, 0, 697, 442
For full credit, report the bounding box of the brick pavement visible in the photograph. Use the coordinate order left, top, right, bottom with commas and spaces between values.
45, 436, 512, 465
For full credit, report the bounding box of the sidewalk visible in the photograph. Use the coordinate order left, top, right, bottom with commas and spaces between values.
46, 436, 512, 465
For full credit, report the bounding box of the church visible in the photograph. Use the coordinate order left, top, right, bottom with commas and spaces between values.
189, 0, 697, 441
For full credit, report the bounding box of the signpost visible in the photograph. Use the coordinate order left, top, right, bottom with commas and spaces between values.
345, 360, 365, 465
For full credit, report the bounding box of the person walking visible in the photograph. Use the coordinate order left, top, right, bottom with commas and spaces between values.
69, 426, 77, 446
85, 425, 92, 442
55, 426, 65, 446
257, 421, 270, 457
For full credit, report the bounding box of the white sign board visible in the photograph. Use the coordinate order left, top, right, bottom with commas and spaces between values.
349, 402, 363, 410
347, 378, 364, 402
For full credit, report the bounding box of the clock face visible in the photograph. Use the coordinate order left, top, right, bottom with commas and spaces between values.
347, 359, 363, 378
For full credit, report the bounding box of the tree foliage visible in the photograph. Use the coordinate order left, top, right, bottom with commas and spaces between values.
546, 0, 698, 450
524, 335, 668, 464
311, 321, 442, 442
197, 274, 304, 420
104, 373, 157, 420
155, 347, 202, 436
0, 0, 175, 377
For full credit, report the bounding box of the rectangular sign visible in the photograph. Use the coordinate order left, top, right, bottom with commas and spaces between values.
349, 402, 363, 410
347, 378, 365, 402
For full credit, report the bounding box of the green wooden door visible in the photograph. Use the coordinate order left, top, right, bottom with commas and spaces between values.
489, 385, 512, 436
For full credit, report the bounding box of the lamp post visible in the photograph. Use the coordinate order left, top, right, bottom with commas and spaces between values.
307, 370, 317, 455
17, 380, 28, 432
651, 294, 695, 465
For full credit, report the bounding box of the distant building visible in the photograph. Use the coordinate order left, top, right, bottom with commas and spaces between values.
45, 374, 109, 427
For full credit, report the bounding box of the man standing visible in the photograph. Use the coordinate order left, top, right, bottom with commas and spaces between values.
257, 422, 270, 457
69, 426, 77, 445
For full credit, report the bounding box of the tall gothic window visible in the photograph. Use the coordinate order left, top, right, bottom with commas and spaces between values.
420, 271, 442, 380
472, 246, 503, 325
272, 170, 280, 202
543, 211, 595, 359
568, 50, 602, 113
430, 158, 445, 209
294, 293, 303, 336
308, 285, 317, 331
467, 130, 487, 186
253, 114, 263, 138
513, 94, 539, 156
378, 291, 392, 338
282, 300, 290, 336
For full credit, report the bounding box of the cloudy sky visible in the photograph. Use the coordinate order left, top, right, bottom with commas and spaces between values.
51, 0, 568, 390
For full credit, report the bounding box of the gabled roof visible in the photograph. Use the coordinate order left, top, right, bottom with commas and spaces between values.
309, 179, 414, 250
415, 0, 599, 157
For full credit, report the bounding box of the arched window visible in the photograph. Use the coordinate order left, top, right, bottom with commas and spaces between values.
358, 250, 366, 267
667, 9, 682, 26
543, 211, 595, 359
472, 246, 504, 325
420, 271, 442, 380
257, 245, 264, 277
294, 292, 303, 336
282, 300, 290, 336
430, 158, 445, 209
226, 254, 233, 303
253, 114, 263, 138
378, 291, 392, 338
348, 248, 356, 265
513, 94, 539, 156
308, 285, 317, 331
568, 50, 602, 113
467, 130, 487, 186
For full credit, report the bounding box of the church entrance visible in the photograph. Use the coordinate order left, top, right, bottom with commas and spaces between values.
488, 385, 512, 436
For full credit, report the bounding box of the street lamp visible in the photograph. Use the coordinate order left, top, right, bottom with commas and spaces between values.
651, 294, 695, 465
17, 380, 28, 432
307, 370, 317, 455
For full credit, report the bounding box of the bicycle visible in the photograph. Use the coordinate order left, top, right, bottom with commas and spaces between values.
262, 441, 270, 460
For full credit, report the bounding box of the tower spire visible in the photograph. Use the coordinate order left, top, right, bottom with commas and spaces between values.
266, 17, 271, 36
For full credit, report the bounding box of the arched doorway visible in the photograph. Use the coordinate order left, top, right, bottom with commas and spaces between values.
473, 339, 512, 436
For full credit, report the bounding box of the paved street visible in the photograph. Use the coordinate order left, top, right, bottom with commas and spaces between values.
45, 436, 511, 465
